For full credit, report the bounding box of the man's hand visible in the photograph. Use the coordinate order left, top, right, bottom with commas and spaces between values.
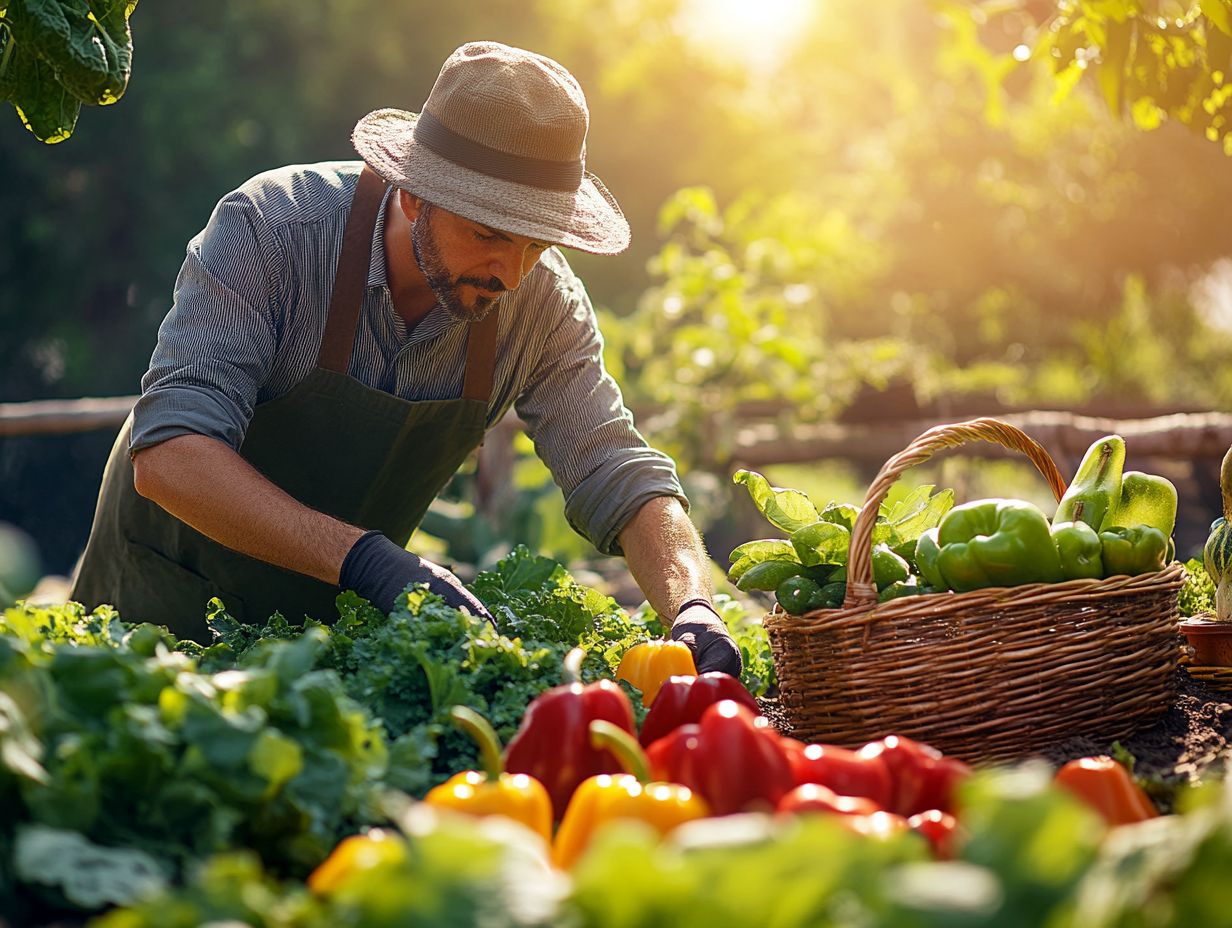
671, 598, 742, 676
340, 530, 494, 621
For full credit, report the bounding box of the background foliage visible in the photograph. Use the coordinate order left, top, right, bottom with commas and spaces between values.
3, 0, 1232, 578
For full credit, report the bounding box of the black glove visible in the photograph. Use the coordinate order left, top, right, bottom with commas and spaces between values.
670, 598, 742, 676
340, 530, 494, 623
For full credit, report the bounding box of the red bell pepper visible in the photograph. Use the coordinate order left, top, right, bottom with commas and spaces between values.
784, 739, 894, 809
856, 735, 970, 817
504, 648, 637, 820
907, 809, 960, 858
639, 672, 759, 747
777, 783, 881, 817
836, 811, 910, 840
645, 699, 796, 815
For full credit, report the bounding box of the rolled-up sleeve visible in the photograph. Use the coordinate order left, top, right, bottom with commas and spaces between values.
130, 192, 282, 455
515, 273, 687, 555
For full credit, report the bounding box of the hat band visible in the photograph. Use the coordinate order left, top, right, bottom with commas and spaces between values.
413, 111, 584, 193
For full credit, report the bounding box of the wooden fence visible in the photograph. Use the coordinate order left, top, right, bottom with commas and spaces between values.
4, 394, 1232, 465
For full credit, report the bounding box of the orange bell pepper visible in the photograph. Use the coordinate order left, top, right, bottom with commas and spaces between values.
615, 640, 697, 706
307, 828, 407, 894
552, 719, 709, 869
423, 705, 553, 843
1054, 755, 1157, 827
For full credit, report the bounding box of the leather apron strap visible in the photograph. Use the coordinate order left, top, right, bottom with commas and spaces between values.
316, 165, 500, 402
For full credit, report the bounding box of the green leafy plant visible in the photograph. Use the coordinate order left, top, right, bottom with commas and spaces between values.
1180, 556, 1217, 617
0, 0, 139, 142
729, 468, 955, 612
200, 547, 659, 797
0, 620, 388, 920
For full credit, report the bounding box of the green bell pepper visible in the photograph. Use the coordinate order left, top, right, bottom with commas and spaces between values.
1103, 471, 1177, 536
871, 544, 910, 590
936, 499, 1064, 592
1099, 525, 1168, 577
914, 527, 946, 590
1051, 521, 1104, 580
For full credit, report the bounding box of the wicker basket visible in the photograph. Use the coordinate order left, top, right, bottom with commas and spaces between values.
764, 417, 1185, 765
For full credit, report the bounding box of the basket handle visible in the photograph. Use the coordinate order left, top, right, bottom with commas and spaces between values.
843, 417, 1069, 608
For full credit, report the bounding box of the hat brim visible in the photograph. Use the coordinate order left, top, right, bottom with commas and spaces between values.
352, 108, 631, 256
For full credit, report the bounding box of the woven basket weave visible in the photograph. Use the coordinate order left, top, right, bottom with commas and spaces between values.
764, 417, 1185, 765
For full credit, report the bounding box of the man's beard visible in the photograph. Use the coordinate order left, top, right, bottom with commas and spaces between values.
411, 206, 504, 322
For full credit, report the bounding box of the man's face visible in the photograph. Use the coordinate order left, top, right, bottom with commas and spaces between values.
408, 199, 551, 322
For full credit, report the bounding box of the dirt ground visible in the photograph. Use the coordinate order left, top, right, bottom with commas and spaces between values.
759, 667, 1232, 811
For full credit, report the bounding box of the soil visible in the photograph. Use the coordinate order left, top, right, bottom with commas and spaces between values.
758, 667, 1232, 811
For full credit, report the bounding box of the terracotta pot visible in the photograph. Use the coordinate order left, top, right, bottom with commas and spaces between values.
1179, 617, 1232, 666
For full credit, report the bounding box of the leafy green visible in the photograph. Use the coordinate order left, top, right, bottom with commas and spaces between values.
1180, 557, 1216, 618
732, 469, 819, 534
1, 0, 138, 142
90, 851, 324, 928
727, 539, 798, 566
789, 521, 851, 567
0, 616, 389, 917
730, 472, 954, 585
14, 825, 168, 909
209, 547, 655, 796
713, 595, 775, 697
469, 546, 631, 648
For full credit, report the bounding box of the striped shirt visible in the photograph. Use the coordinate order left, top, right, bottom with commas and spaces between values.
132, 161, 684, 555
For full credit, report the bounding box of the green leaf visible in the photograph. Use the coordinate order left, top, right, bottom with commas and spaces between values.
3, 34, 79, 142
726, 554, 757, 584
727, 539, 798, 565
891, 488, 956, 543
880, 485, 934, 522
14, 825, 169, 909
248, 728, 304, 796
790, 521, 852, 567
820, 501, 861, 532
0, 690, 47, 783
1203, 0, 1232, 37
733, 469, 819, 534
9, 0, 133, 106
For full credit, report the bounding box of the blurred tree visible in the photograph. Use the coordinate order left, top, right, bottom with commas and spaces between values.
969, 0, 1232, 153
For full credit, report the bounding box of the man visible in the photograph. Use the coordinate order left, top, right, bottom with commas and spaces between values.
71, 41, 740, 676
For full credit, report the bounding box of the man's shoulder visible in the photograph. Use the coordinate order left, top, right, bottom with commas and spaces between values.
519, 246, 591, 322
228, 161, 366, 228
536, 246, 573, 280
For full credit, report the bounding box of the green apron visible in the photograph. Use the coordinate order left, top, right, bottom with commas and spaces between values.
71, 167, 500, 643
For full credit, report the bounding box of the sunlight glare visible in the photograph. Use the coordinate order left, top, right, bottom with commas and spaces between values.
678, 0, 816, 69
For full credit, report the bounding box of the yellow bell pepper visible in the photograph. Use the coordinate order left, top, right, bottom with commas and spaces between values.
307, 828, 407, 894
552, 719, 709, 869
423, 705, 553, 843
615, 639, 696, 706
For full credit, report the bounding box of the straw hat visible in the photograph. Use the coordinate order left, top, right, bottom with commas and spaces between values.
352, 41, 630, 255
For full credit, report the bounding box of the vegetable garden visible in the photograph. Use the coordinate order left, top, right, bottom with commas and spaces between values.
5, 419, 1232, 926
9, 0, 1232, 925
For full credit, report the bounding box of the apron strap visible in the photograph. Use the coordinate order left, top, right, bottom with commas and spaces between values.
317, 165, 387, 374
462, 308, 500, 404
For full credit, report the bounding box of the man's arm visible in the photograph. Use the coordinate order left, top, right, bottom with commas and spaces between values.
133, 434, 363, 583
132, 434, 491, 618
618, 495, 742, 677
617, 495, 711, 618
